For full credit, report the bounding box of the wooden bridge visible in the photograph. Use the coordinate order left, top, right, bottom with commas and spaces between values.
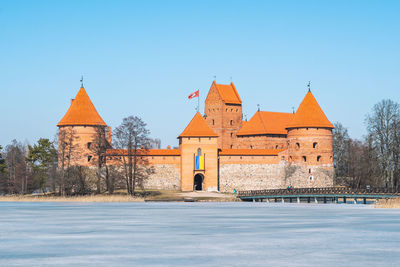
238, 187, 400, 204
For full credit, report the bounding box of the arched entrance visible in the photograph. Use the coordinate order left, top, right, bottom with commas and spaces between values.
194, 173, 204, 191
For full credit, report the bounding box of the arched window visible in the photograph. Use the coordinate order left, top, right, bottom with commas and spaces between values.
275, 145, 279, 149
230, 145, 233, 149
250, 145, 253, 149
296, 143, 300, 149
317, 155, 321, 162
230, 120, 233, 125
197, 148, 201, 156
313, 142, 318, 149
212, 119, 215, 125
302, 156, 307, 162
87, 142, 92, 149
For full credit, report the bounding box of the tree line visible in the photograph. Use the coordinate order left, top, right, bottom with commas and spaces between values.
0, 116, 157, 196
1, 99, 399, 195
333, 99, 400, 189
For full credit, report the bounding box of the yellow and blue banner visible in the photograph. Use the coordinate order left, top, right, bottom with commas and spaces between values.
195, 155, 204, 170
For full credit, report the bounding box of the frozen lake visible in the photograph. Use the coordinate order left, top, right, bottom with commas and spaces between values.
0, 202, 399, 266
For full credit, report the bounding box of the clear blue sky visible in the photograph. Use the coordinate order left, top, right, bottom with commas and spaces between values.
1, 0, 399, 148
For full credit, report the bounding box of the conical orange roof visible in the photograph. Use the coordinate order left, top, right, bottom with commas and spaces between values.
178, 112, 218, 138
57, 87, 107, 127
287, 91, 333, 129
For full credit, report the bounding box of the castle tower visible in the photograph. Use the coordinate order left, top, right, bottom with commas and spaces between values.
204, 81, 242, 149
286, 90, 334, 168
178, 112, 219, 191
57, 86, 109, 166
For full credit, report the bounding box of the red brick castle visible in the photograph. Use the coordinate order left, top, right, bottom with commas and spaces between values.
58, 81, 334, 192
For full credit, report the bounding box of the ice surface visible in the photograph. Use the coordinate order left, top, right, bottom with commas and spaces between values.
0, 202, 399, 266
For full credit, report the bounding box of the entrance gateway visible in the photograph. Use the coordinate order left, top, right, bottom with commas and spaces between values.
194, 173, 204, 191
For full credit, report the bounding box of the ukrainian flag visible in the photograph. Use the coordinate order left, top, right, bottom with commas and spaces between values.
195, 156, 204, 170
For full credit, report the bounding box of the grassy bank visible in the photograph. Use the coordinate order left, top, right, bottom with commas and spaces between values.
375, 198, 400, 208
0, 194, 144, 202
0, 190, 236, 202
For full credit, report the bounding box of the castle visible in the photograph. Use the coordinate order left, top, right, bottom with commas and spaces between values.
57, 81, 334, 192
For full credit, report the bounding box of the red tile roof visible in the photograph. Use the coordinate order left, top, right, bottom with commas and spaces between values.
57, 87, 107, 127
179, 112, 218, 138
106, 149, 180, 156
287, 91, 334, 129
219, 149, 284, 156
214, 81, 242, 104
237, 111, 294, 136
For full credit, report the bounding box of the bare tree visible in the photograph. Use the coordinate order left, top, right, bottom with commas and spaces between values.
113, 116, 152, 195
4, 140, 29, 194
89, 126, 108, 194
366, 99, 400, 188
58, 127, 80, 196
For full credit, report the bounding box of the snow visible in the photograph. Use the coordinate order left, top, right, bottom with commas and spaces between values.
0, 202, 399, 266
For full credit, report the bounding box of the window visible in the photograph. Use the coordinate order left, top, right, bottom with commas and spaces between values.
303, 156, 307, 162
296, 143, 300, 149
230, 133, 233, 137
281, 156, 285, 160
317, 155, 321, 162
230, 120, 233, 125
309, 169, 311, 174
313, 142, 318, 149
87, 142, 92, 149
197, 148, 201, 156
212, 119, 215, 125
88, 156, 92, 162
275, 145, 279, 149
230, 145, 233, 149
250, 145, 253, 149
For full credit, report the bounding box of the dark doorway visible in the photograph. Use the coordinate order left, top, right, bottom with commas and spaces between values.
194, 174, 204, 191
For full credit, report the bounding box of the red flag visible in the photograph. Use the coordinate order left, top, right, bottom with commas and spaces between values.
188, 90, 199, 99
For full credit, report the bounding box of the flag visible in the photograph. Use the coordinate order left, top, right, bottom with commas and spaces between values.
188, 90, 199, 99
195, 155, 204, 170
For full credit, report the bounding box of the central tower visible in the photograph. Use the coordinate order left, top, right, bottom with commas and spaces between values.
204, 81, 243, 149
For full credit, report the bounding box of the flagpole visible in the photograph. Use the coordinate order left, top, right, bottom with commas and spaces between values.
198, 90, 200, 113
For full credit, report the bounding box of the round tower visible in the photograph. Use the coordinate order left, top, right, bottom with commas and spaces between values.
286, 90, 334, 186
57, 85, 109, 166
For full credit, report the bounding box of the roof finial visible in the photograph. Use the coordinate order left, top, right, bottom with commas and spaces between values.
292, 106, 295, 114
257, 104, 260, 112
80, 75, 84, 88
213, 75, 216, 82
230, 76, 233, 83
307, 81, 311, 92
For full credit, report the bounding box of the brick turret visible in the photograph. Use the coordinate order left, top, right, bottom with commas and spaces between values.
286, 90, 334, 167
204, 81, 242, 149
57, 86, 108, 166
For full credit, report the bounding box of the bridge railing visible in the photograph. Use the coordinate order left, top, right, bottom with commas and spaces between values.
237, 187, 400, 197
